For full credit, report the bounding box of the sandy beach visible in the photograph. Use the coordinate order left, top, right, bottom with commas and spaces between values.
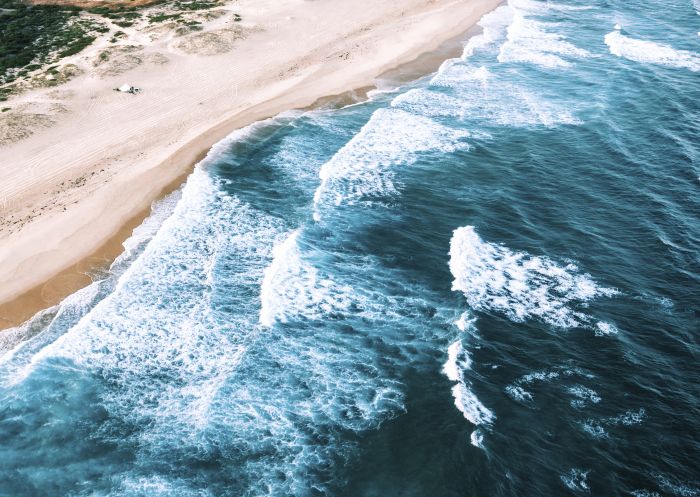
0, 0, 500, 329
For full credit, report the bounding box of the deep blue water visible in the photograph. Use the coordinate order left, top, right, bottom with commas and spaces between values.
1, 0, 699, 496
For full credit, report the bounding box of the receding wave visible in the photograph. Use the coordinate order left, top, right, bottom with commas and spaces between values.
495, 0, 591, 69
398, 66, 581, 127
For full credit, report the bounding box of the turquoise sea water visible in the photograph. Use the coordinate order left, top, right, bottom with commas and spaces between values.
1, 0, 698, 495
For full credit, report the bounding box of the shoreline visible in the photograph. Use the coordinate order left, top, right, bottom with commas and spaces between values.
0, 0, 500, 331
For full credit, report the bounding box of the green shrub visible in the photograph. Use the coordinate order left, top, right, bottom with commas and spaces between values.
87, 6, 112, 15
58, 36, 96, 57
174, 0, 220, 11
148, 13, 181, 22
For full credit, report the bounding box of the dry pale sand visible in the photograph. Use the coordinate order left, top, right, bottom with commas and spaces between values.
0, 0, 501, 329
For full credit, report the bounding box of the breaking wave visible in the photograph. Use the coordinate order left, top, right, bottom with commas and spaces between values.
442, 337, 494, 448
449, 226, 618, 328
313, 107, 469, 220
605, 29, 700, 72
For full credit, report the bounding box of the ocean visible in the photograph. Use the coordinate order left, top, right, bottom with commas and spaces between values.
0, 0, 698, 495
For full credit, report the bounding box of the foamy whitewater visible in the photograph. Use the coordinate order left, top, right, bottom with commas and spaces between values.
0, 0, 698, 495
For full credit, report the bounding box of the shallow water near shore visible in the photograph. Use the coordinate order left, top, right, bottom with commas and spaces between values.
1, 0, 699, 495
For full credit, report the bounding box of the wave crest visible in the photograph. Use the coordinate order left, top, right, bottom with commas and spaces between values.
449, 226, 618, 328
605, 30, 700, 72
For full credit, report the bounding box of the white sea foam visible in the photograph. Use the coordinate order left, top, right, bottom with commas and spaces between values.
443, 340, 472, 382
0, 282, 101, 385
313, 107, 469, 220
654, 475, 700, 497
499, 11, 591, 69
617, 408, 647, 425
595, 321, 619, 336
120, 188, 182, 262
108, 475, 213, 497
581, 408, 646, 438
581, 422, 607, 438
442, 338, 495, 439
455, 312, 478, 333
506, 366, 594, 403
567, 385, 602, 408
478, 0, 593, 70
508, 0, 593, 13
505, 385, 533, 402
470, 429, 485, 448
451, 382, 496, 427
461, 5, 514, 58
561, 469, 591, 492
259, 228, 431, 329
449, 226, 618, 328
259, 230, 353, 326
520, 370, 563, 384
605, 30, 700, 72
398, 71, 580, 128
413, 0, 587, 127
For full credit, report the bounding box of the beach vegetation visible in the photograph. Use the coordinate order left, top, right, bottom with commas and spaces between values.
88, 5, 138, 15
174, 0, 221, 11
58, 34, 97, 58
0, 0, 232, 92
90, 7, 141, 24
110, 30, 127, 42
148, 12, 181, 23
0, 0, 106, 86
